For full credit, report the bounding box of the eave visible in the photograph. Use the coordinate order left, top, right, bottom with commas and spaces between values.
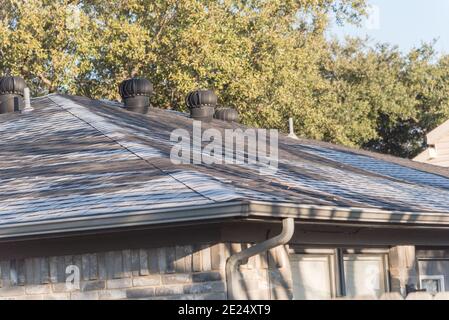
2, 201, 449, 240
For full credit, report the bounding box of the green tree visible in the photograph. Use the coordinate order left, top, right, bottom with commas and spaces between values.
321, 39, 449, 158
0, 0, 95, 94
7, 0, 449, 159
79, 0, 367, 120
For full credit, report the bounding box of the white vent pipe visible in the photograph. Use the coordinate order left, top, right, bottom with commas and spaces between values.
288, 117, 298, 139
23, 87, 32, 111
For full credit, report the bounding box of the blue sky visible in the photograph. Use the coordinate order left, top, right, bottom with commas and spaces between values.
329, 0, 449, 54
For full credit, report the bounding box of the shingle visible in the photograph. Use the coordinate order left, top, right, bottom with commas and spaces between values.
2, 93, 449, 228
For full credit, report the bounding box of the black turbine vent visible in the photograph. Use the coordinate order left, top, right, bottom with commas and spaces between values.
119, 78, 153, 114
214, 107, 239, 122
0, 76, 26, 114
186, 89, 217, 122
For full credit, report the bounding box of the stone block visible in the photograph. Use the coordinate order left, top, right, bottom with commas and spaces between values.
126, 288, 155, 299
71, 291, 99, 300
107, 278, 132, 289
192, 272, 223, 283
184, 281, 225, 294
162, 273, 192, 285
25, 284, 51, 295
81, 280, 105, 291
155, 285, 183, 296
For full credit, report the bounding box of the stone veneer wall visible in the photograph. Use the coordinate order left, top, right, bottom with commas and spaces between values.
0, 243, 292, 300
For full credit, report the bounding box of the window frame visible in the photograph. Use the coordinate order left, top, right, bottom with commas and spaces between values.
288, 247, 390, 299
289, 253, 337, 300
419, 275, 445, 293
343, 253, 390, 298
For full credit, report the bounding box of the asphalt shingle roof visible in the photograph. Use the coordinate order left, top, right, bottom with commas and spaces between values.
2, 94, 449, 230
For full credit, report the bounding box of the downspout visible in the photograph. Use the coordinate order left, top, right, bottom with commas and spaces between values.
225, 218, 295, 300
334, 248, 347, 298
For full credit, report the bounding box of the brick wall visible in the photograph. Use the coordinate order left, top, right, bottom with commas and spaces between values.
0, 243, 291, 300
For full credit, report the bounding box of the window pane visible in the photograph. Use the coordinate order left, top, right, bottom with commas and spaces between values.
421, 279, 441, 294
290, 255, 333, 300
344, 255, 386, 298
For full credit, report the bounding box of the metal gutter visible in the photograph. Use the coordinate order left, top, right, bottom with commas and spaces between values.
247, 201, 449, 226
225, 218, 295, 300
1, 200, 449, 240
0, 201, 249, 239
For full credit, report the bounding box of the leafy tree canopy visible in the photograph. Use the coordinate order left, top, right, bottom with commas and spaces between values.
1, 0, 449, 158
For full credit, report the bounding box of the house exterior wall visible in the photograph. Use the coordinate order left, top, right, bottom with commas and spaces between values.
0, 242, 291, 300
433, 135, 449, 167
415, 136, 449, 167
413, 118, 449, 167
2, 221, 449, 300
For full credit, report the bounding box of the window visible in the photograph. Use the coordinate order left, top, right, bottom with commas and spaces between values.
290, 254, 335, 300
344, 254, 388, 298
289, 249, 389, 300
420, 275, 445, 294
418, 259, 449, 293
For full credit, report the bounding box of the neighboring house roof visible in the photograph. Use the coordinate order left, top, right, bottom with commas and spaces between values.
2, 94, 449, 239
414, 119, 449, 167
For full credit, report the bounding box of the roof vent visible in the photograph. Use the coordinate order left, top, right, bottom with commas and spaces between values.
214, 107, 239, 123
186, 89, 217, 122
119, 78, 153, 114
0, 76, 26, 114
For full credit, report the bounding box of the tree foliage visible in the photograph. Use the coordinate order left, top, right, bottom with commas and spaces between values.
1, 0, 449, 158
321, 40, 449, 157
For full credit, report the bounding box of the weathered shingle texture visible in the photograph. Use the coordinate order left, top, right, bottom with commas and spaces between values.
2, 94, 449, 227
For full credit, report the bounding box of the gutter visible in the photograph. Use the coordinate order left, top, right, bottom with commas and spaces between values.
2, 200, 449, 240
247, 201, 449, 227
0, 201, 249, 240
226, 218, 295, 300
